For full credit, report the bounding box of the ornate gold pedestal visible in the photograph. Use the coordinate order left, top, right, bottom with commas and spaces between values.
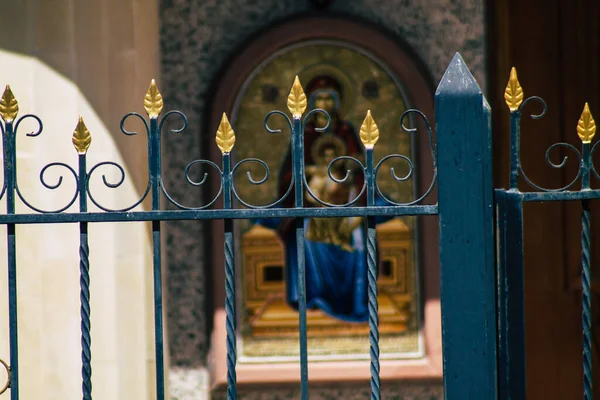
241, 218, 414, 338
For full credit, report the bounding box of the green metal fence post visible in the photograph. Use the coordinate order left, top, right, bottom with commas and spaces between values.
436, 53, 497, 399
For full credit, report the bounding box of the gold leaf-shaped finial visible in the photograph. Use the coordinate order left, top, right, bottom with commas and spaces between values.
0, 85, 19, 123
72, 116, 92, 154
360, 110, 379, 149
504, 67, 524, 112
144, 79, 163, 118
287, 76, 307, 119
577, 103, 596, 144
216, 113, 235, 153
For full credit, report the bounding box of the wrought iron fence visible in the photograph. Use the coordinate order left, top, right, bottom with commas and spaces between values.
0, 51, 595, 400
0, 71, 439, 400
496, 67, 597, 400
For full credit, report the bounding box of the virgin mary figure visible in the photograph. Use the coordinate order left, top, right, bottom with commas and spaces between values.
256, 74, 390, 322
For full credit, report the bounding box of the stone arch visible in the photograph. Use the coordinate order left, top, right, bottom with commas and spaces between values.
204, 14, 442, 388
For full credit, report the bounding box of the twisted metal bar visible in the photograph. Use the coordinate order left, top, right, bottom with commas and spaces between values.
581, 200, 593, 400
367, 219, 380, 400
76, 140, 92, 400
222, 151, 237, 399
79, 223, 92, 400
364, 145, 380, 400
224, 224, 237, 400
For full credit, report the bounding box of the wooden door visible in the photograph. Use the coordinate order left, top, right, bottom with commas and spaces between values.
489, 0, 600, 398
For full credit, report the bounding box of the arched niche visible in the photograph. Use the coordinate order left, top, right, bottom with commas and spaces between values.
205, 15, 441, 388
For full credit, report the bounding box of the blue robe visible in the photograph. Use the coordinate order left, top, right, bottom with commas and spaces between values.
254, 196, 393, 322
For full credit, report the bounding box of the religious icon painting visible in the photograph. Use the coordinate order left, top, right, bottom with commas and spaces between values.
230, 40, 424, 362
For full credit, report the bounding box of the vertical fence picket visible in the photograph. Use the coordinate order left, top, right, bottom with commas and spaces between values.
73, 117, 93, 400
216, 113, 237, 400
146, 83, 165, 400
496, 189, 526, 400
292, 113, 309, 400
286, 76, 310, 399
579, 113, 593, 400
361, 111, 380, 400
436, 53, 497, 400
2, 95, 19, 400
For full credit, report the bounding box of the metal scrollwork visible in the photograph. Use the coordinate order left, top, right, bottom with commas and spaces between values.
229, 110, 296, 209
302, 154, 367, 207
375, 109, 437, 205
84, 112, 152, 212
0, 357, 10, 395
87, 161, 152, 212
514, 96, 584, 192
0, 77, 440, 214
506, 68, 598, 192
159, 110, 224, 210
15, 162, 79, 213
161, 159, 223, 210
590, 140, 600, 181
11, 113, 82, 213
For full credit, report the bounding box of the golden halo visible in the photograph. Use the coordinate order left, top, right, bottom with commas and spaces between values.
311, 134, 348, 166
297, 63, 356, 116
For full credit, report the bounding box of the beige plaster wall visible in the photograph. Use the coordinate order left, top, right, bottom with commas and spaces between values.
0, 0, 160, 398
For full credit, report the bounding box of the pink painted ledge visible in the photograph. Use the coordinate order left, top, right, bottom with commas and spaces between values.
207, 300, 442, 389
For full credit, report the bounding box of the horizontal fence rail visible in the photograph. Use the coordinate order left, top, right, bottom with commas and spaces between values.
0, 66, 440, 400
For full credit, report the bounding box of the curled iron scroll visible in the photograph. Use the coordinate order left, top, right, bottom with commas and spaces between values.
302, 155, 366, 207
516, 96, 584, 192
15, 162, 79, 213
376, 109, 437, 205
0, 357, 10, 395
86, 112, 152, 212
229, 110, 296, 209
12, 115, 81, 213
161, 159, 223, 210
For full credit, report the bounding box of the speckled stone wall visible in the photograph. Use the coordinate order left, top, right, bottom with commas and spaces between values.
159, 0, 485, 397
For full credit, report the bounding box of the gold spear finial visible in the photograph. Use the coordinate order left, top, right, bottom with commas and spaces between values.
577, 102, 596, 144
216, 113, 235, 153
360, 110, 379, 149
287, 76, 307, 119
143, 79, 163, 119
504, 67, 524, 112
0, 85, 19, 123
72, 116, 92, 154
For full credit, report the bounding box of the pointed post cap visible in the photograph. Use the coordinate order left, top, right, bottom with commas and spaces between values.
436, 53, 483, 97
